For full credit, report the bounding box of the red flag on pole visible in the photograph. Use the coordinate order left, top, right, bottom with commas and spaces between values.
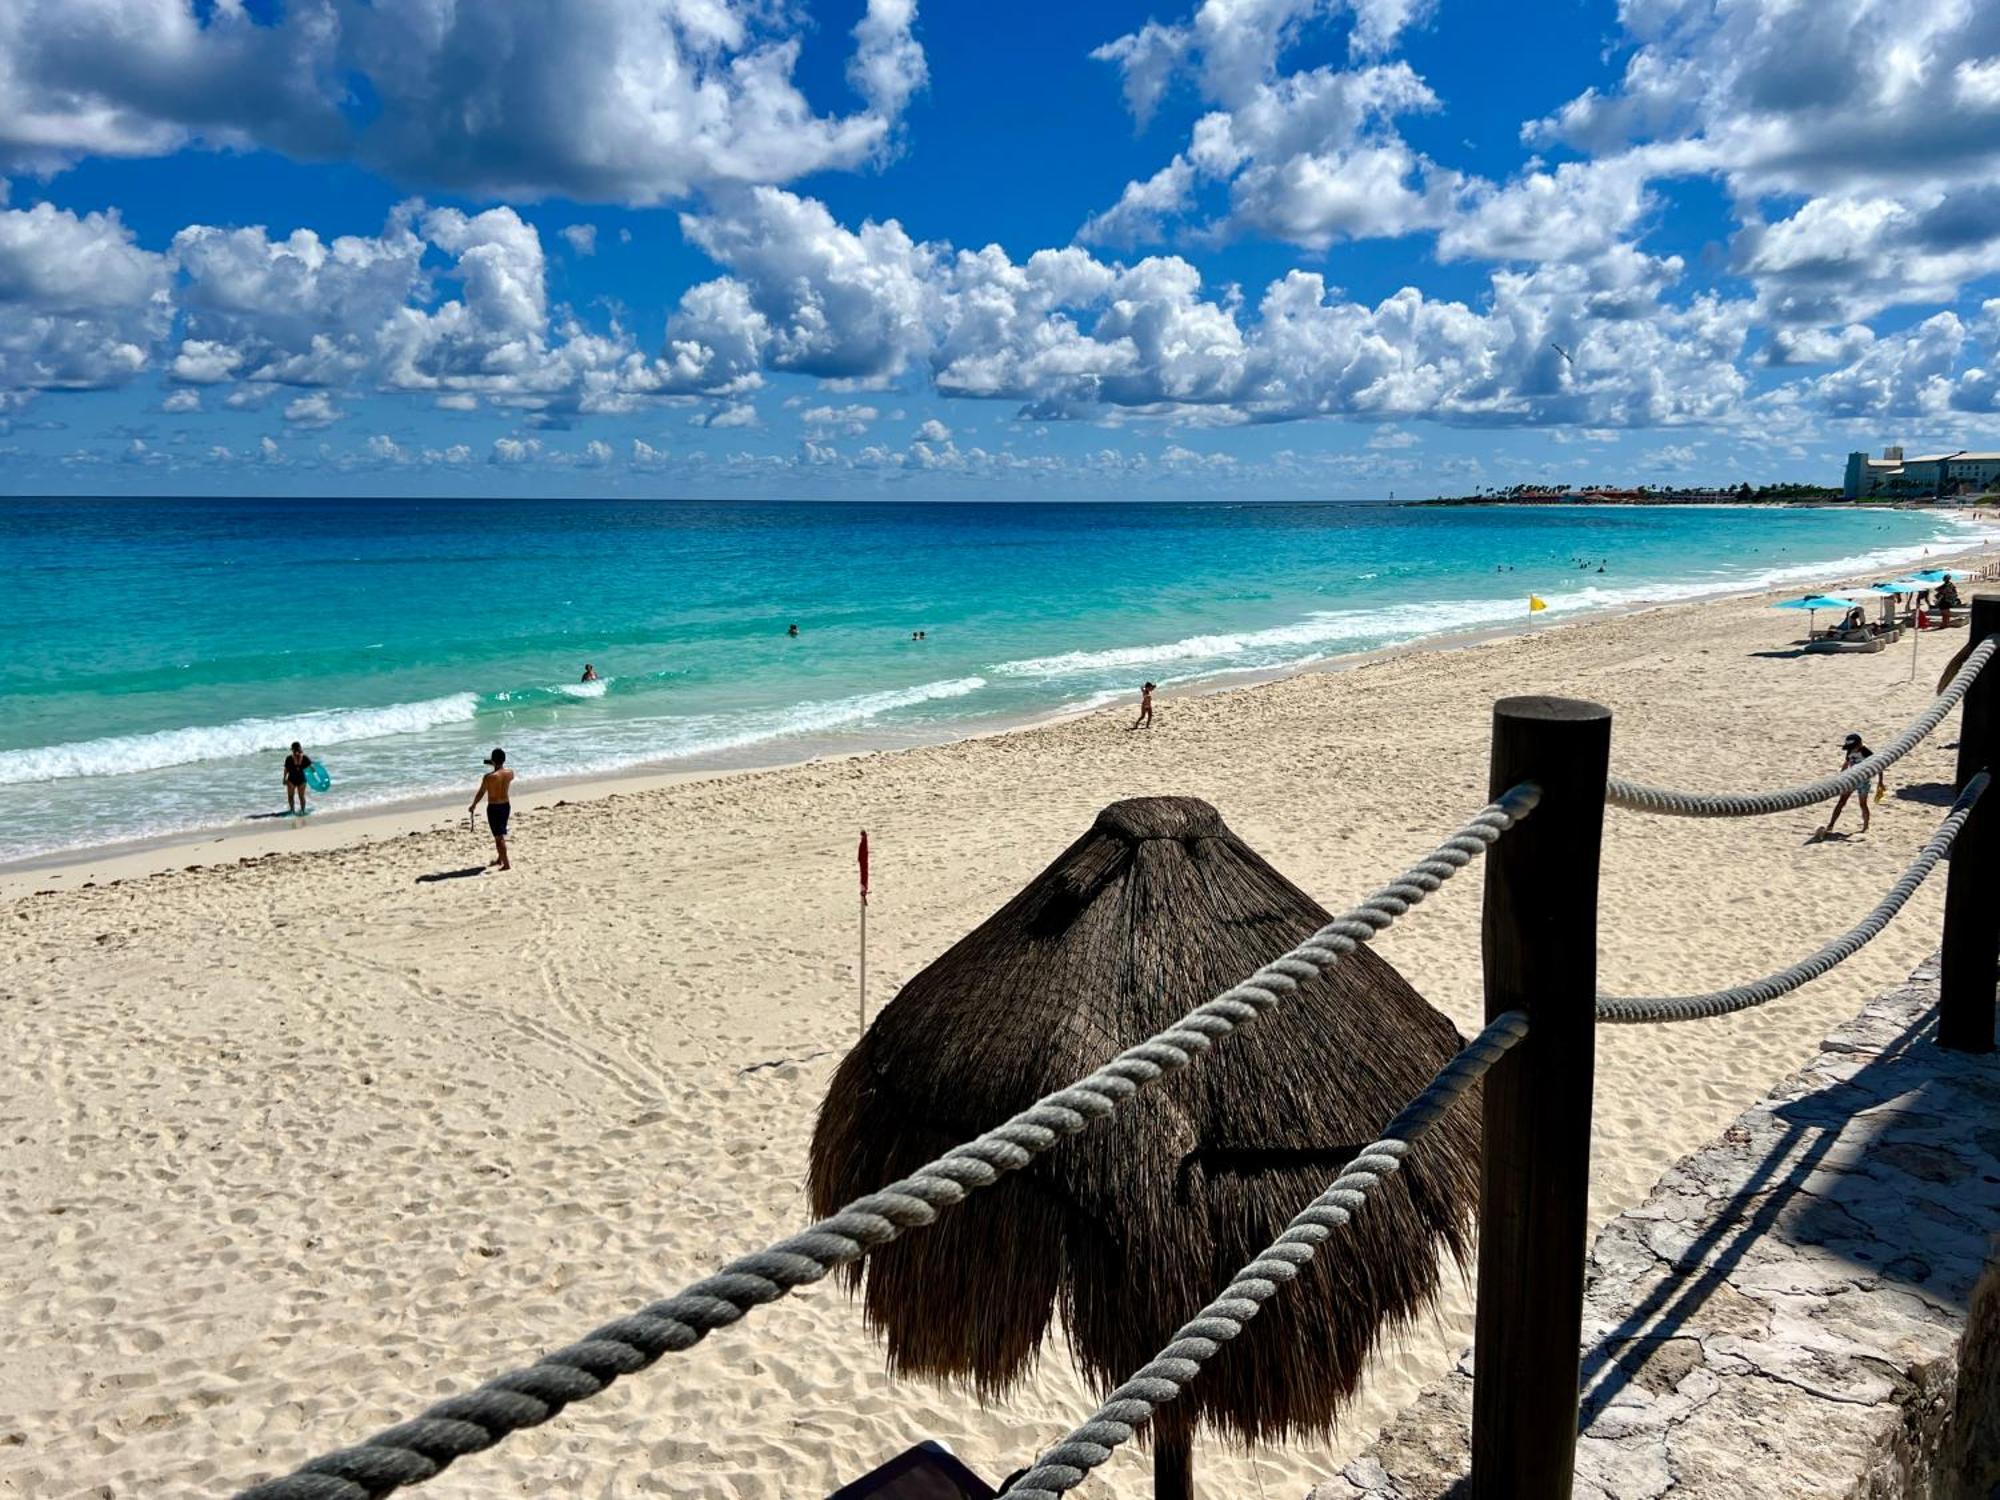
858, 829, 870, 905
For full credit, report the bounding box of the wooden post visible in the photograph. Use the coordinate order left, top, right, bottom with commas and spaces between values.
1153, 1431, 1192, 1500
1472, 696, 1611, 1500
1940, 594, 2000, 1053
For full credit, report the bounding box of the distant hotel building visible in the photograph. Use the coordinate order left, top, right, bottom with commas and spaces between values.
1844, 445, 2000, 499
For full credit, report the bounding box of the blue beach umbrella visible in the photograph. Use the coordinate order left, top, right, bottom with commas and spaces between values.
1869, 581, 1922, 622
1864, 581, 1926, 643
1909, 567, 1975, 582
1773, 594, 1854, 636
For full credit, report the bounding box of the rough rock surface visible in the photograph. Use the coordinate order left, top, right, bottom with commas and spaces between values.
1309, 957, 2000, 1499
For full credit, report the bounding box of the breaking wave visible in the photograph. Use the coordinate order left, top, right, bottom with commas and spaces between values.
0, 693, 481, 785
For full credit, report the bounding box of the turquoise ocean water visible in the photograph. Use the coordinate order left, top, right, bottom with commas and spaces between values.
0, 498, 1986, 864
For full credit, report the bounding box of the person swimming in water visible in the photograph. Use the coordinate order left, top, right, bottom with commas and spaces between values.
580, 663, 599, 682
787, 623, 800, 638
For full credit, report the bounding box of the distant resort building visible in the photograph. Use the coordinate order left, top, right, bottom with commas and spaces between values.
1844, 445, 2000, 499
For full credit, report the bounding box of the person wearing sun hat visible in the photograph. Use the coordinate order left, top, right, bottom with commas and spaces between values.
468, 748, 514, 871
1822, 732, 1885, 836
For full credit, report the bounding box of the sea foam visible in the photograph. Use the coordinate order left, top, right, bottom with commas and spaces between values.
994, 528, 1997, 686
0, 693, 481, 785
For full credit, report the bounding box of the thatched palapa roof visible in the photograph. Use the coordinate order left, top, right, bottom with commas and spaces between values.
809, 796, 1479, 1452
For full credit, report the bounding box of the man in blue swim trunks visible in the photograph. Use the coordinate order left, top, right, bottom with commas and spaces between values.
469, 748, 514, 871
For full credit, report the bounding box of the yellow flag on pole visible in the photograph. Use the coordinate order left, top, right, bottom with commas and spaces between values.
1528, 595, 1547, 613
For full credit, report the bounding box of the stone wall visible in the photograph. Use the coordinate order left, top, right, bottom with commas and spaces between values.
1940, 1262, 2000, 1500
1311, 957, 2000, 1500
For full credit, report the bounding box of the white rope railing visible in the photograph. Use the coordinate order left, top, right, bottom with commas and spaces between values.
1596, 773, 1989, 1023
1606, 635, 1996, 818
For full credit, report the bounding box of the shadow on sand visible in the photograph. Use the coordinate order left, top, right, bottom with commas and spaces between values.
1892, 781, 1962, 808
416, 866, 489, 883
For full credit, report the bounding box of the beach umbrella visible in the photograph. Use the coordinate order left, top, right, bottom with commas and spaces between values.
1773, 594, 1853, 637
1868, 579, 1921, 612
809, 797, 1479, 1500
1868, 579, 1922, 625
1909, 567, 1975, 582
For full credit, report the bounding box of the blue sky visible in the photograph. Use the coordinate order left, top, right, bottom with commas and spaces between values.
3, 0, 1999, 499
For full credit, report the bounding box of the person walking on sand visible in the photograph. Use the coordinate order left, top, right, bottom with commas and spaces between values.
1129, 681, 1156, 731
1935, 577, 1961, 627
1822, 733, 1885, 836
282, 741, 314, 815
469, 748, 514, 870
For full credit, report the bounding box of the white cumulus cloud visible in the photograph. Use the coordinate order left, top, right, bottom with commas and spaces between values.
1084, 3, 1454, 250
0, 0, 927, 207
1529, 0, 2000, 321
660, 187, 1746, 431
0, 200, 170, 392
283, 390, 342, 427
802, 403, 881, 435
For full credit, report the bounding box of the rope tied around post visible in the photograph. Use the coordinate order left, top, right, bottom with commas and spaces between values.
1597, 771, 1990, 1024
1606, 635, 1998, 818
999, 1010, 1531, 1500
230, 786, 1540, 1500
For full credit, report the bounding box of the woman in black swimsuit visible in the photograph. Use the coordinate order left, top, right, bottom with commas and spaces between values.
283, 741, 313, 815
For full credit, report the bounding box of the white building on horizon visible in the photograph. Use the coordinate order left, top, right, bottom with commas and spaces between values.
1844, 445, 2000, 499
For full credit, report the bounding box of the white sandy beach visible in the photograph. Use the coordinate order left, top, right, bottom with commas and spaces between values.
2, 561, 1993, 1499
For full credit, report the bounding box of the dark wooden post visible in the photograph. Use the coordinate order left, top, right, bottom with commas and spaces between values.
1940, 593, 2000, 1053
1472, 696, 1611, 1500
1154, 1431, 1192, 1500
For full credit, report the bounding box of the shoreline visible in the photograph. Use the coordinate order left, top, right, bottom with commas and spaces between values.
1416, 496, 2000, 512
0, 581, 1839, 897
5, 502, 1983, 878
8, 535, 1992, 902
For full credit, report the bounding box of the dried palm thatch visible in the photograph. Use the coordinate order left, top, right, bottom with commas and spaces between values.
808, 796, 1480, 1487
